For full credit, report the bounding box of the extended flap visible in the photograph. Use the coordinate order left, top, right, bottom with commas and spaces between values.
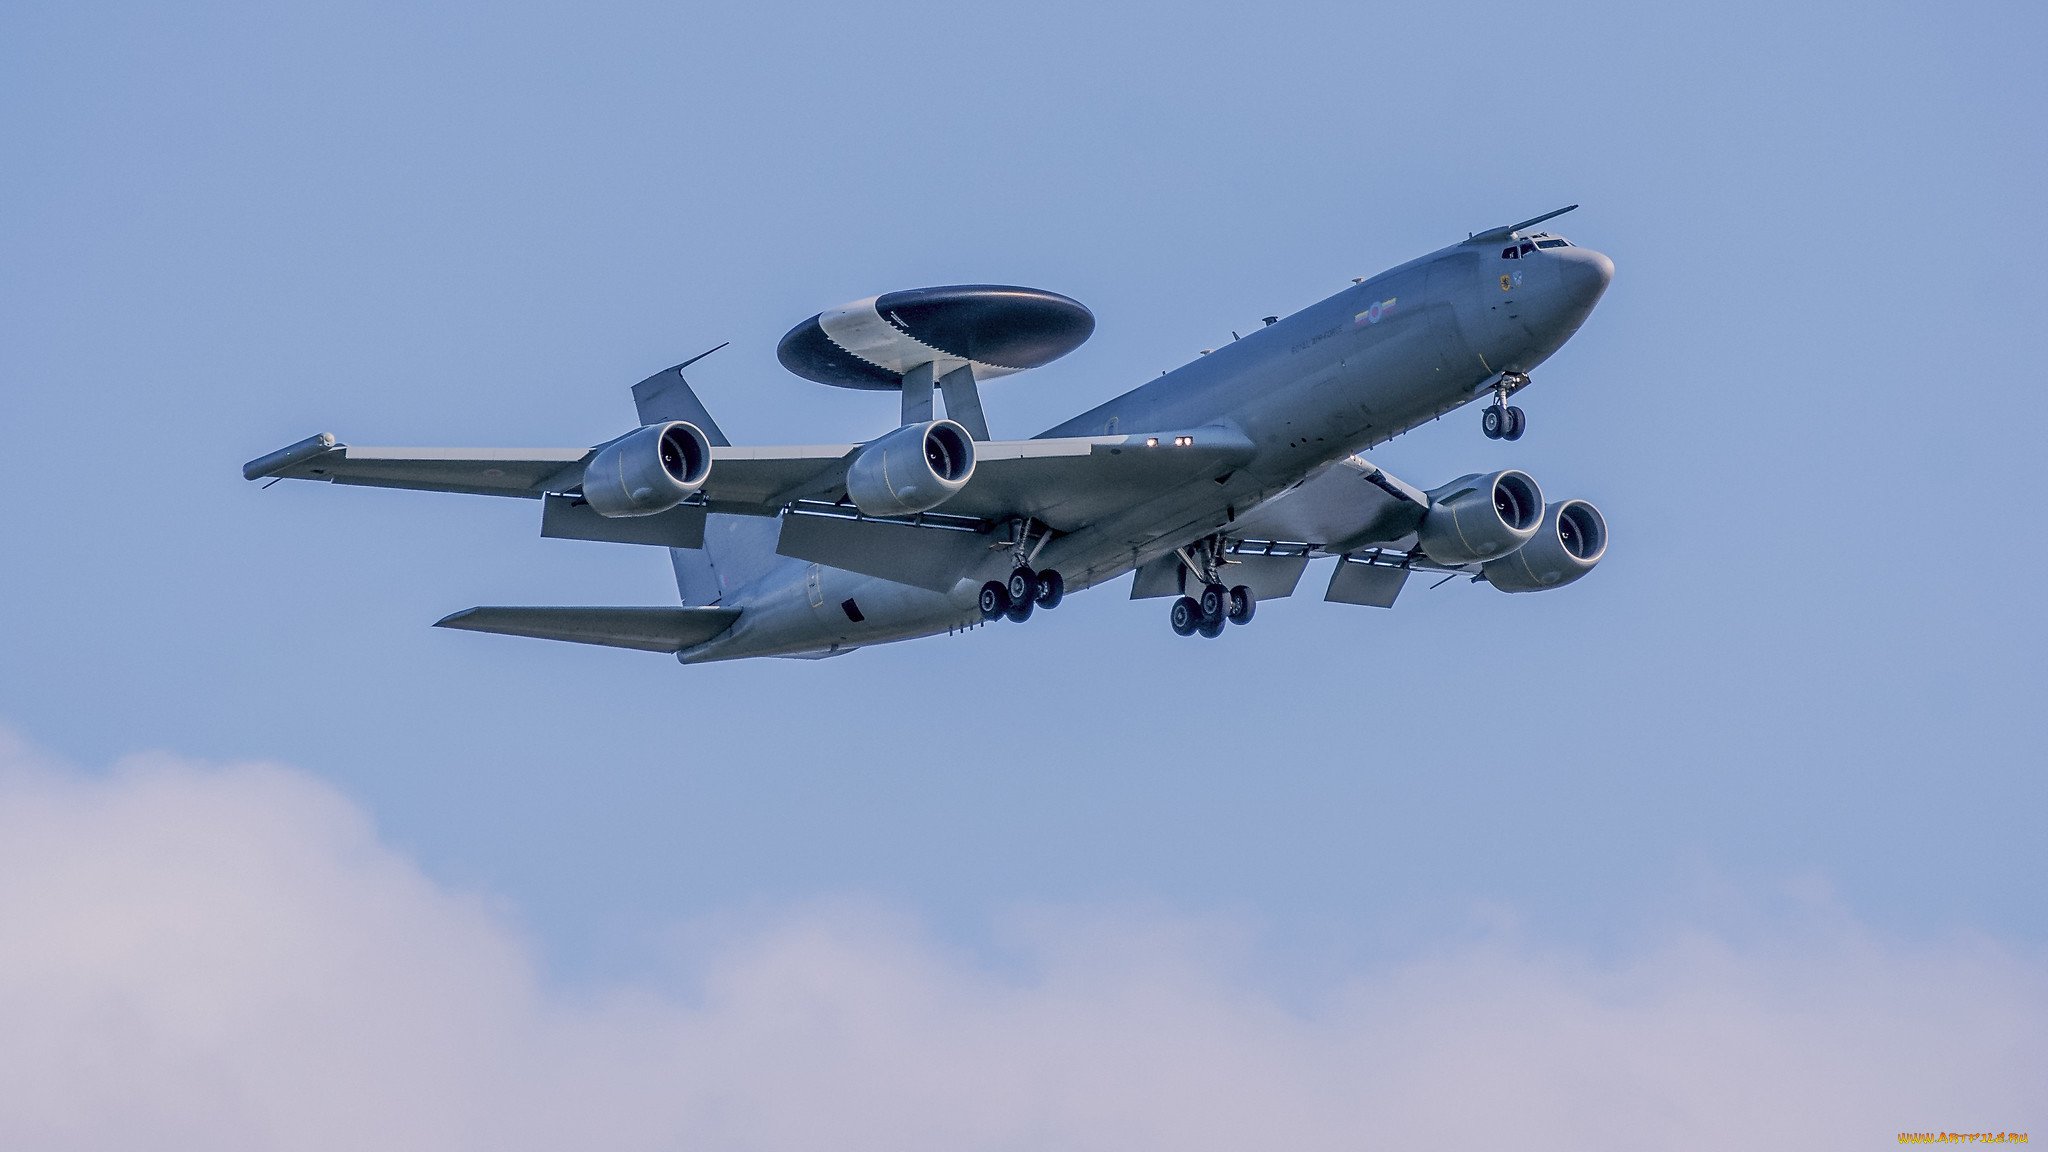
541, 493, 706, 548
1324, 557, 1410, 608
1130, 552, 1310, 600
776, 514, 993, 593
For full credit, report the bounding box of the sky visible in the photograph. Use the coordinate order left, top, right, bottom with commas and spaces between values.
2, 0, 2043, 1147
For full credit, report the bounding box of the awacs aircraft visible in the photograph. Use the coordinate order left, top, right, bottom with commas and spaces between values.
245, 206, 1613, 663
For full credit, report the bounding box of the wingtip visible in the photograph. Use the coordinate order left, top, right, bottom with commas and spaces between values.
433, 608, 481, 630
243, 432, 338, 481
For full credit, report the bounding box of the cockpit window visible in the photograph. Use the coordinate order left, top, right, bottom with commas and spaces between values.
1501, 246, 1519, 259
1535, 238, 1570, 249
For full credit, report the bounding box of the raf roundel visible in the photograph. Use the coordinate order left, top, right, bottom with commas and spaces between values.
776, 285, 1096, 391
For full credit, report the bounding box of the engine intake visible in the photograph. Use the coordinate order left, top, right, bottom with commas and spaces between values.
1416, 469, 1543, 565
1482, 499, 1608, 592
581, 421, 712, 517
845, 419, 976, 517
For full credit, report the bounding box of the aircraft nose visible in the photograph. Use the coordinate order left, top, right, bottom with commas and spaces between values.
1557, 246, 1614, 309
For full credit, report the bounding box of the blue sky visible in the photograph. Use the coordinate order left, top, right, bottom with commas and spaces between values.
2, 1, 2042, 1145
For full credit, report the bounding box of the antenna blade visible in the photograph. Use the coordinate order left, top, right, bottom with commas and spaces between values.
1505, 204, 1578, 234
674, 341, 730, 371
1463, 204, 1580, 246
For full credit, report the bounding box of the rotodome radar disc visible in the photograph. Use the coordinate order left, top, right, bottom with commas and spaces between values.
777, 285, 1095, 390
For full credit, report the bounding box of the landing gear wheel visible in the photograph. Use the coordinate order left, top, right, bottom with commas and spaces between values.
1034, 568, 1064, 609
1226, 585, 1256, 625
1004, 596, 1035, 624
1199, 582, 1228, 623
1197, 615, 1226, 638
1006, 566, 1039, 607
1504, 405, 1527, 441
978, 581, 1010, 622
1170, 596, 1202, 636
1482, 405, 1505, 440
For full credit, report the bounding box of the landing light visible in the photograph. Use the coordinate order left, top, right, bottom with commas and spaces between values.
1146, 437, 1159, 447
1174, 435, 1194, 447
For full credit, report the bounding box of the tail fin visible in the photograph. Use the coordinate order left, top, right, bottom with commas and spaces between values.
631, 346, 732, 444
673, 514, 783, 606
630, 350, 784, 606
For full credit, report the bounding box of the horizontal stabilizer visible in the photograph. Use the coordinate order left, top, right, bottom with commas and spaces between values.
434, 606, 740, 652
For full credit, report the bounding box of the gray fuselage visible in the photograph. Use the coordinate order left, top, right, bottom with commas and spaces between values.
683, 236, 1613, 662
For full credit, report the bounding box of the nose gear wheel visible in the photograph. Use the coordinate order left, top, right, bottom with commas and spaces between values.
1482, 373, 1530, 440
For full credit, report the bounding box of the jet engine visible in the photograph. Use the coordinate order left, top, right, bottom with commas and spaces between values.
581, 421, 713, 517
1416, 469, 1543, 565
845, 419, 976, 517
1482, 500, 1608, 592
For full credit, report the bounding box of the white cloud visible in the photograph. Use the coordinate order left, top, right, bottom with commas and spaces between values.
0, 729, 2039, 1151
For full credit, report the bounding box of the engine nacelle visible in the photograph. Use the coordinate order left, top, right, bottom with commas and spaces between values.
581, 421, 712, 518
1416, 469, 1543, 565
845, 419, 976, 517
1482, 500, 1608, 592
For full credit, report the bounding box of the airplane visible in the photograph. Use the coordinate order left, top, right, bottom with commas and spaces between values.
244, 205, 1613, 663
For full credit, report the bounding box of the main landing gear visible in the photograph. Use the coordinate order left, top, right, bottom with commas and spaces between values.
1167, 536, 1256, 639
1482, 372, 1530, 441
979, 519, 1066, 624
980, 565, 1066, 623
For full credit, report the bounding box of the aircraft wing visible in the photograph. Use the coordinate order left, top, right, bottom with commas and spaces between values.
239, 432, 854, 505
245, 425, 1258, 590
1226, 453, 1431, 553
247, 426, 1256, 531
945, 430, 1256, 526
243, 434, 593, 497
703, 428, 1256, 527
1212, 454, 1477, 609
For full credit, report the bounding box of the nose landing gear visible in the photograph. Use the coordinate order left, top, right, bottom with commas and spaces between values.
1482, 372, 1529, 441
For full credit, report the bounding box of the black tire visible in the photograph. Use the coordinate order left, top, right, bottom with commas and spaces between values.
1482, 406, 1504, 439
1227, 585, 1256, 625
1005, 597, 1035, 624
978, 581, 1010, 621
1034, 568, 1065, 609
1007, 566, 1039, 606
1504, 405, 1527, 441
1197, 615, 1226, 638
1170, 596, 1202, 636
1199, 582, 1227, 623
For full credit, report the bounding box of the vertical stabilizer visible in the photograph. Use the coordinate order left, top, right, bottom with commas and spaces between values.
629, 350, 783, 606
630, 347, 732, 445
671, 515, 781, 606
